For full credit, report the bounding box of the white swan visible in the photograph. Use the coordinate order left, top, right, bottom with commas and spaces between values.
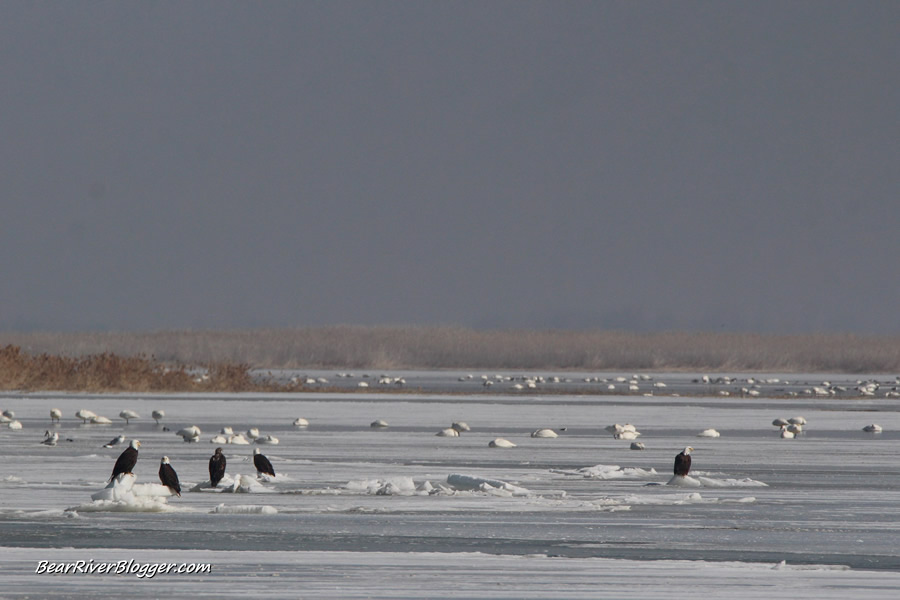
7, 420, 23, 430
293, 418, 309, 427
255, 435, 279, 445
862, 424, 883, 433
42, 430, 59, 446
176, 425, 202, 442
90, 416, 113, 425
220, 426, 234, 435
436, 428, 460, 437
488, 438, 516, 448
75, 409, 97, 423
451, 422, 470, 432
210, 434, 229, 444
151, 410, 165, 424
614, 431, 640, 440
50, 408, 62, 423
605, 423, 638, 434
772, 418, 789, 427
246, 427, 260, 439
780, 425, 795, 439
531, 428, 558, 438
229, 433, 251, 445
788, 416, 807, 425
697, 428, 721, 438
119, 410, 139, 424
370, 419, 389, 428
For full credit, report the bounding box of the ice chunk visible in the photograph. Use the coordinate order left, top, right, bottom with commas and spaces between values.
210, 503, 277, 515
446, 474, 531, 496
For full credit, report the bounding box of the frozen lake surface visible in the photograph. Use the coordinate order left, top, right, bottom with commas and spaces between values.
2, 370, 900, 598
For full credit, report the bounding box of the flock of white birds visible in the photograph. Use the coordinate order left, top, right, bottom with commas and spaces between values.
2, 371, 890, 460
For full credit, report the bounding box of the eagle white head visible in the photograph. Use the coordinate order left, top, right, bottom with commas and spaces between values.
130, 440, 141, 450
682, 446, 694, 455
161, 456, 170, 464
253, 448, 261, 455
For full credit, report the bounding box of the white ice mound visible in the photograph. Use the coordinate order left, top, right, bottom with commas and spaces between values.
190, 474, 236, 492
666, 475, 702, 487
666, 474, 767, 487
625, 492, 707, 505
132, 483, 177, 497
625, 492, 756, 505
211, 503, 277, 515
446, 474, 531, 497
553, 464, 658, 480
346, 477, 423, 496
221, 474, 273, 493
343, 474, 535, 497
72, 474, 176, 513
696, 476, 768, 487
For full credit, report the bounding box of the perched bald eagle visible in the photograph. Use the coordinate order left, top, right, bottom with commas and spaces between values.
674, 446, 693, 477
253, 447, 275, 477
158, 456, 181, 497
109, 440, 141, 481
209, 447, 226, 487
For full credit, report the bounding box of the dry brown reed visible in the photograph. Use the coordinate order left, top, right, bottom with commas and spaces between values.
0, 345, 295, 393
2, 326, 900, 375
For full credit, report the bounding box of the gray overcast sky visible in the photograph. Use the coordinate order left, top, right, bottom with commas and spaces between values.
1, 1, 898, 334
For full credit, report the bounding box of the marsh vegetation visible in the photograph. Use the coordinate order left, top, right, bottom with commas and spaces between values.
2, 326, 899, 379
0, 344, 296, 393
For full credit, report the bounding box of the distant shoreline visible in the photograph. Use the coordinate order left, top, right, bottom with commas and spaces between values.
2, 326, 899, 375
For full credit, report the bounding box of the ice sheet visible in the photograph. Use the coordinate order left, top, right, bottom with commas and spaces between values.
3, 373, 900, 597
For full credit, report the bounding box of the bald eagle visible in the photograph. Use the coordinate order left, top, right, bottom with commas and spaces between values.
674, 446, 693, 477
253, 448, 275, 477
158, 456, 181, 497
109, 440, 141, 481
209, 447, 226, 487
